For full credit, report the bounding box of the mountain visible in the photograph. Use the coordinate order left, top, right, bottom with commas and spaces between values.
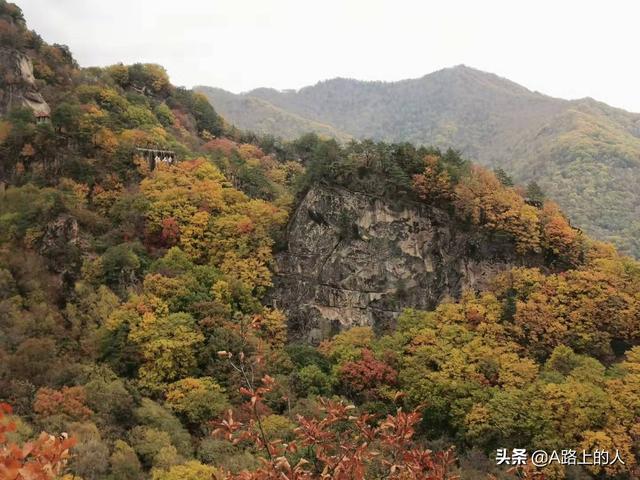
3, 1, 640, 478
206, 86, 351, 142
196, 67, 640, 257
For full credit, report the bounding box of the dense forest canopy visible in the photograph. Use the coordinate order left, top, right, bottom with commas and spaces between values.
1, 2, 640, 479
197, 66, 640, 259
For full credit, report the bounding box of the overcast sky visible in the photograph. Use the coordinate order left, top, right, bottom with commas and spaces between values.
17, 0, 640, 113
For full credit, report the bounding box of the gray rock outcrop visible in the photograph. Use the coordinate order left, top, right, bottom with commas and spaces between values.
0, 47, 50, 117
270, 185, 541, 343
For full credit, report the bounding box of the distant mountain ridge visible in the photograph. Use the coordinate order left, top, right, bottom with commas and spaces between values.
205, 86, 352, 142
196, 66, 640, 257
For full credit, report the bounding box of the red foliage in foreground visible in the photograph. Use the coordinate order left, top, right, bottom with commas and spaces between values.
211, 360, 457, 480
0, 403, 76, 480
212, 351, 546, 480
214, 398, 458, 480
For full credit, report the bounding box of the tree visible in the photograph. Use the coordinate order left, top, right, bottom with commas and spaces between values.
337, 349, 397, 401
293, 365, 334, 397
539, 201, 583, 267
318, 326, 375, 365
129, 309, 205, 393
1, 403, 76, 480
128, 63, 171, 95
189, 92, 224, 136
134, 399, 193, 458
67, 423, 109, 480
454, 166, 541, 253
8, 338, 59, 386
154, 103, 175, 127
165, 377, 229, 426
128, 426, 181, 470
412, 155, 453, 203
105, 63, 129, 87
251, 309, 287, 349
493, 264, 640, 360
83, 368, 134, 422
151, 460, 219, 480
109, 440, 142, 480
33, 386, 93, 421
526, 181, 545, 203
211, 375, 459, 480
493, 168, 514, 187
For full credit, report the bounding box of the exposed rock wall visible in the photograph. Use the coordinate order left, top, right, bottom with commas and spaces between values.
0, 47, 50, 116
269, 185, 540, 343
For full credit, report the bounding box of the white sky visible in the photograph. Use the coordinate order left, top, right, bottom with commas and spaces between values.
17, 0, 640, 113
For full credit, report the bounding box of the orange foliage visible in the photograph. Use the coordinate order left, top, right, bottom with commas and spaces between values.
237, 143, 265, 159
1, 403, 75, 480
236, 217, 255, 235
91, 174, 124, 214
33, 386, 93, 421
251, 309, 288, 349
454, 166, 541, 253
203, 138, 238, 156
171, 109, 196, 135
93, 127, 118, 154
540, 201, 584, 266
494, 264, 640, 359
412, 155, 453, 203
20, 144, 35, 157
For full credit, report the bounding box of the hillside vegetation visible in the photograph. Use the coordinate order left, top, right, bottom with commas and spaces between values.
197, 66, 640, 257
1, 2, 640, 479
204, 87, 352, 143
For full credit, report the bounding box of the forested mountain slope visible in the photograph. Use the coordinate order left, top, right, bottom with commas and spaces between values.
197, 67, 640, 257
1, 2, 640, 478
204, 87, 352, 143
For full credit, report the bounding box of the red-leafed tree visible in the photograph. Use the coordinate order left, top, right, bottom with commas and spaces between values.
337, 348, 398, 401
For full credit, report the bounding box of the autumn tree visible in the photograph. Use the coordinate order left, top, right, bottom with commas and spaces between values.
211, 373, 460, 480
151, 460, 219, 480
493, 264, 640, 360
33, 387, 93, 421
539, 201, 584, 267
165, 377, 229, 426
412, 154, 454, 203
454, 165, 541, 253
337, 349, 398, 402
109, 440, 142, 480
141, 159, 287, 291
1, 403, 76, 480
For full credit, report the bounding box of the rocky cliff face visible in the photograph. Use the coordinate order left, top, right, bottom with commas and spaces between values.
270, 185, 540, 343
0, 47, 50, 117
